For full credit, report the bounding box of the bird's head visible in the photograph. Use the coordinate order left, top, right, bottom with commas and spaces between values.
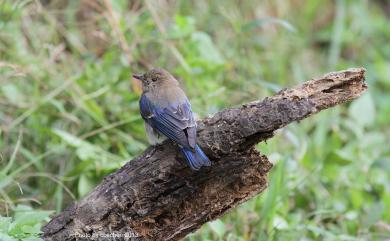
132, 68, 178, 92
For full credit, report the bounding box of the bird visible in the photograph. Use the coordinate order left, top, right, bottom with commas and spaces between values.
133, 68, 211, 170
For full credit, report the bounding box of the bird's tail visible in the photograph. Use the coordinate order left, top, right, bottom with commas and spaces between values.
180, 145, 211, 170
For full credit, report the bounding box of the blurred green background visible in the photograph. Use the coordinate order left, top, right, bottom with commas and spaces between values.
0, 0, 389, 240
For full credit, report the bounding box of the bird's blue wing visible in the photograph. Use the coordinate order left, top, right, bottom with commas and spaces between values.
139, 94, 196, 150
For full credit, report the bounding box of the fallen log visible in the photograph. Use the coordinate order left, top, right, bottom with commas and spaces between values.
42, 68, 367, 241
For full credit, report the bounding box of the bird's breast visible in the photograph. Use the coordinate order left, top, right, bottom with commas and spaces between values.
148, 86, 189, 108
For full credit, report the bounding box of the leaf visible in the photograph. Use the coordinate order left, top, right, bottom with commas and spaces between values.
22, 237, 43, 241
7, 206, 52, 239
168, 15, 196, 39
345, 211, 358, 220
273, 215, 289, 230
13, 211, 52, 226
78, 174, 95, 197
0, 175, 13, 190
241, 17, 297, 32
52, 129, 82, 147
52, 129, 97, 161
13, 205, 52, 226
359, 131, 386, 151
349, 188, 364, 210
349, 92, 376, 128
372, 157, 390, 171
208, 219, 227, 238
362, 202, 383, 228
12, 204, 32, 211
1, 84, 25, 104
21, 223, 41, 234
0, 216, 12, 232
75, 145, 98, 161
190, 32, 224, 64
0, 233, 17, 241
331, 147, 355, 165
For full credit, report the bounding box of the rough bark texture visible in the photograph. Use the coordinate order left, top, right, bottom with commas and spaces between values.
42, 68, 367, 241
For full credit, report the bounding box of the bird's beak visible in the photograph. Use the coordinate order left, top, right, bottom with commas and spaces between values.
132, 74, 144, 81
131, 74, 143, 95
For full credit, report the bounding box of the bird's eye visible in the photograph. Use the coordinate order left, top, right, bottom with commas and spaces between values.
152, 77, 158, 82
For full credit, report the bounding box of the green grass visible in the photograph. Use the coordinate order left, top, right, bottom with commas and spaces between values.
1, 0, 389, 240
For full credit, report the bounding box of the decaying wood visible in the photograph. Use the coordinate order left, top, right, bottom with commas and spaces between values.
42, 68, 367, 241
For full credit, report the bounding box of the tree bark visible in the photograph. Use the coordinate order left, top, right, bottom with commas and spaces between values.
42, 68, 367, 241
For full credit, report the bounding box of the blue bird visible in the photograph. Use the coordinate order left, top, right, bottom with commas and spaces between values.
133, 68, 211, 170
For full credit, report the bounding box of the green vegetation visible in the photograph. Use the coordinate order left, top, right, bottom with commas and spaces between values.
0, 0, 389, 240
